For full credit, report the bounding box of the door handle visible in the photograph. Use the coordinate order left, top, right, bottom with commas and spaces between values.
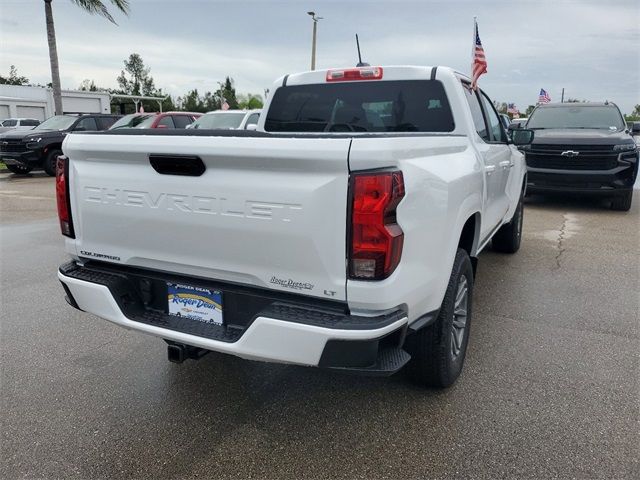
485, 165, 496, 174
499, 160, 511, 169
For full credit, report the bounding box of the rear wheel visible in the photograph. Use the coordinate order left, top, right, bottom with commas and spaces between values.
405, 248, 474, 388
492, 197, 523, 253
43, 149, 62, 177
5, 163, 33, 175
610, 191, 633, 212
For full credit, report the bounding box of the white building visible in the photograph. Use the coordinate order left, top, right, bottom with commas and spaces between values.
0, 85, 111, 121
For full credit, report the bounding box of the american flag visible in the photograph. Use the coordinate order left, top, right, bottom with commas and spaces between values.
471, 18, 487, 90
507, 103, 519, 115
538, 89, 551, 104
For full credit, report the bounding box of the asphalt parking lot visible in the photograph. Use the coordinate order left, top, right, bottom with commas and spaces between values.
1, 172, 638, 479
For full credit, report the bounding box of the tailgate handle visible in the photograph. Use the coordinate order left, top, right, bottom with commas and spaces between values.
149, 155, 206, 176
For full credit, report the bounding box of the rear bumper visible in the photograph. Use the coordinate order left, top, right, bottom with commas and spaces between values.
58, 262, 409, 372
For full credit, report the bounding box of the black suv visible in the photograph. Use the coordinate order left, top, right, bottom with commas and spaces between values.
518, 103, 638, 211
0, 114, 121, 176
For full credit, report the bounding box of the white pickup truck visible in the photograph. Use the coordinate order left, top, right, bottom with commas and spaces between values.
57, 66, 533, 388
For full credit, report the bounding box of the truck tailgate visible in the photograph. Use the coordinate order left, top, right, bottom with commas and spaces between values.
64, 134, 351, 301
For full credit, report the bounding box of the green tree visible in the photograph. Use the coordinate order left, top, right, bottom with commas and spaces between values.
78, 79, 99, 91
238, 93, 264, 110
202, 91, 220, 112
493, 101, 507, 114
623, 106, 640, 121
116, 53, 156, 96
45, 0, 129, 115
0, 65, 30, 85
217, 77, 239, 109
181, 89, 205, 112
157, 90, 175, 112
524, 105, 536, 117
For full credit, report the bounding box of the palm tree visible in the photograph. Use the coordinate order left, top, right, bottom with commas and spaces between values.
44, 0, 129, 115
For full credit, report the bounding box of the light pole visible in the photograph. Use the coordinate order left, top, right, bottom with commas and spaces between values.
307, 11, 322, 70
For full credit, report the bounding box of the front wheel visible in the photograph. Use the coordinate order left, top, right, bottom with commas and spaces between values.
610, 191, 633, 212
5, 163, 33, 175
43, 149, 62, 177
405, 248, 474, 388
492, 197, 524, 253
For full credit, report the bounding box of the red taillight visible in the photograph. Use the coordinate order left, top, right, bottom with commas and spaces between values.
56, 155, 74, 238
349, 171, 404, 280
326, 66, 383, 82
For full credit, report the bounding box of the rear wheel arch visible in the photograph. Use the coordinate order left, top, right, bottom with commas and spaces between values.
458, 212, 481, 259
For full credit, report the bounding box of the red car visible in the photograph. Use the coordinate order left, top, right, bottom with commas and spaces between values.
109, 112, 201, 130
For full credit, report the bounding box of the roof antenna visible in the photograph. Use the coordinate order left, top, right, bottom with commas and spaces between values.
356, 34, 370, 67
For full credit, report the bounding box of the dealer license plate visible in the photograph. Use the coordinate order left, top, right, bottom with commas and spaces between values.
167, 283, 223, 325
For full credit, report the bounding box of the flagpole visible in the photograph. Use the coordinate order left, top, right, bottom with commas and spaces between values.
471, 16, 477, 73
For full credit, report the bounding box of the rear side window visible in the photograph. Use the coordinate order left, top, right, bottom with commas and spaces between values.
76, 117, 98, 131
462, 85, 489, 142
97, 116, 118, 130
265, 80, 455, 133
2, 119, 17, 126
244, 113, 260, 128
172, 115, 193, 128
157, 116, 175, 128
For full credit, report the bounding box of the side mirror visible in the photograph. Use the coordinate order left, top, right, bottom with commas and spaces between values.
245, 123, 258, 131
632, 122, 640, 136
156, 124, 168, 129
511, 128, 535, 146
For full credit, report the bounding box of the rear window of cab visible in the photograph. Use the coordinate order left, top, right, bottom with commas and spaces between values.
265, 80, 455, 133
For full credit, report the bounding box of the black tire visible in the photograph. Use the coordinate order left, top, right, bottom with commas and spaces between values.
43, 149, 62, 177
5, 163, 33, 175
405, 248, 474, 388
492, 196, 523, 253
610, 191, 632, 212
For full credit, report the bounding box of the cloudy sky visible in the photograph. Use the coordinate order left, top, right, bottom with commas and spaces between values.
1, 0, 638, 113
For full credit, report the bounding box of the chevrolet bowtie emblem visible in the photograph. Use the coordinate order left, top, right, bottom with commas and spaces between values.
561, 150, 580, 157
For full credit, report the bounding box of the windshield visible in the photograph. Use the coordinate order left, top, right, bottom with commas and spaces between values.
190, 112, 246, 129
34, 115, 77, 131
527, 106, 625, 130
110, 114, 155, 129
265, 80, 455, 133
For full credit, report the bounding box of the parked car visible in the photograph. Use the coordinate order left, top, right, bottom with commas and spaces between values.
521, 102, 638, 211
109, 112, 201, 130
509, 117, 528, 129
0, 113, 120, 175
0, 118, 41, 134
57, 65, 532, 388
188, 109, 261, 130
